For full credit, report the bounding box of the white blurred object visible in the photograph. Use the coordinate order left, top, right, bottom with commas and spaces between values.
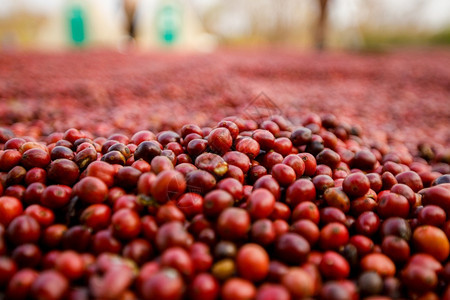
135, 0, 217, 52
35, 0, 124, 49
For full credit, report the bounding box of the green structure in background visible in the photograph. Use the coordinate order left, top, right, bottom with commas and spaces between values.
68, 4, 86, 46
156, 1, 182, 46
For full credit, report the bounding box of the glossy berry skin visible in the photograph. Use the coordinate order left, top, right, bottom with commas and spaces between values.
208, 127, 233, 154
401, 264, 438, 294
253, 175, 281, 201
11, 243, 42, 268
255, 284, 290, 300
123, 238, 153, 266
381, 235, 410, 263
366, 173, 382, 192
273, 138, 292, 156
6, 268, 39, 300
30, 270, 69, 300
225, 165, 244, 184
203, 190, 234, 219
151, 170, 186, 204
269, 202, 290, 221
217, 178, 244, 201
342, 172, 370, 197
21, 148, 51, 169
355, 211, 380, 236
79, 204, 111, 232
0, 196, 23, 227
350, 196, 377, 216
413, 225, 449, 262
282, 154, 305, 177
323, 187, 350, 213
320, 222, 349, 250
55, 250, 85, 280
271, 164, 296, 187
131, 130, 157, 145
50, 146, 74, 161
285, 179, 316, 208
248, 165, 267, 183
160, 247, 194, 278
381, 172, 398, 190
41, 185, 71, 209
47, 159, 80, 186
420, 184, 450, 212
6, 165, 26, 186
25, 168, 47, 186
0, 256, 17, 287
223, 151, 251, 174
217, 208, 250, 241
111, 208, 141, 240
190, 242, 213, 273
352, 150, 377, 171
377, 192, 410, 219
247, 189, 276, 220
217, 120, 239, 139
221, 278, 256, 300
316, 149, 341, 170
7, 215, 40, 245
189, 273, 219, 300
2, 100, 450, 300
417, 205, 446, 227
390, 183, 416, 207
319, 251, 350, 279
24, 204, 54, 228
380, 217, 412, 241
315, 164, 333, 177
281, 267, 314, 298
74, 176, 108, 204
360, 253, 396, 277
312, 174, 334, 195
134, 141, 161, 163
349, 235, 374, 257
291, 201, 320, 224
91, 230, 122, 255
182, 133, 203, 147
252, 129, 275, 151
320, 207, 346, 225
41, 224, 67, 249
195, 153, 228, 177
155, 221, 193, 252
186, 139, 207, 156
61, 225, 92, 252
115, 166, 142, 190
290, 219, 320, 246
176, 193, 204, 219
141, 268, 184, 300
290, 127, 312, 146
236, 138, 260, 159
250, 219, 276, 246
275, 232, 310, 265
236, 243, 270, 282
395, 171, 423, 192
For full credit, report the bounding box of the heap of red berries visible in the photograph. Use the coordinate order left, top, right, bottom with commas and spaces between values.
0, 113, 449, 300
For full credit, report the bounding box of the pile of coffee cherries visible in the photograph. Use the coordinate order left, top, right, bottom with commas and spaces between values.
0, 113, 449, 300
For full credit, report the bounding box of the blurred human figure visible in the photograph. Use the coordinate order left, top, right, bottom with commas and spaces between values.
315, 0, 329, 50
123, 0, 138, 40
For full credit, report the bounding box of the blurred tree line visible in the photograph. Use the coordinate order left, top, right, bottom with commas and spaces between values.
197, 0, 450, 49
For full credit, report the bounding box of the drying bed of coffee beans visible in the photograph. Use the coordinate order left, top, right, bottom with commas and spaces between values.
0, 49, 449, 299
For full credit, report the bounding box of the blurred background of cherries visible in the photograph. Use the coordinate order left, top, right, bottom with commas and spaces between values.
0, 49, 449, 154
